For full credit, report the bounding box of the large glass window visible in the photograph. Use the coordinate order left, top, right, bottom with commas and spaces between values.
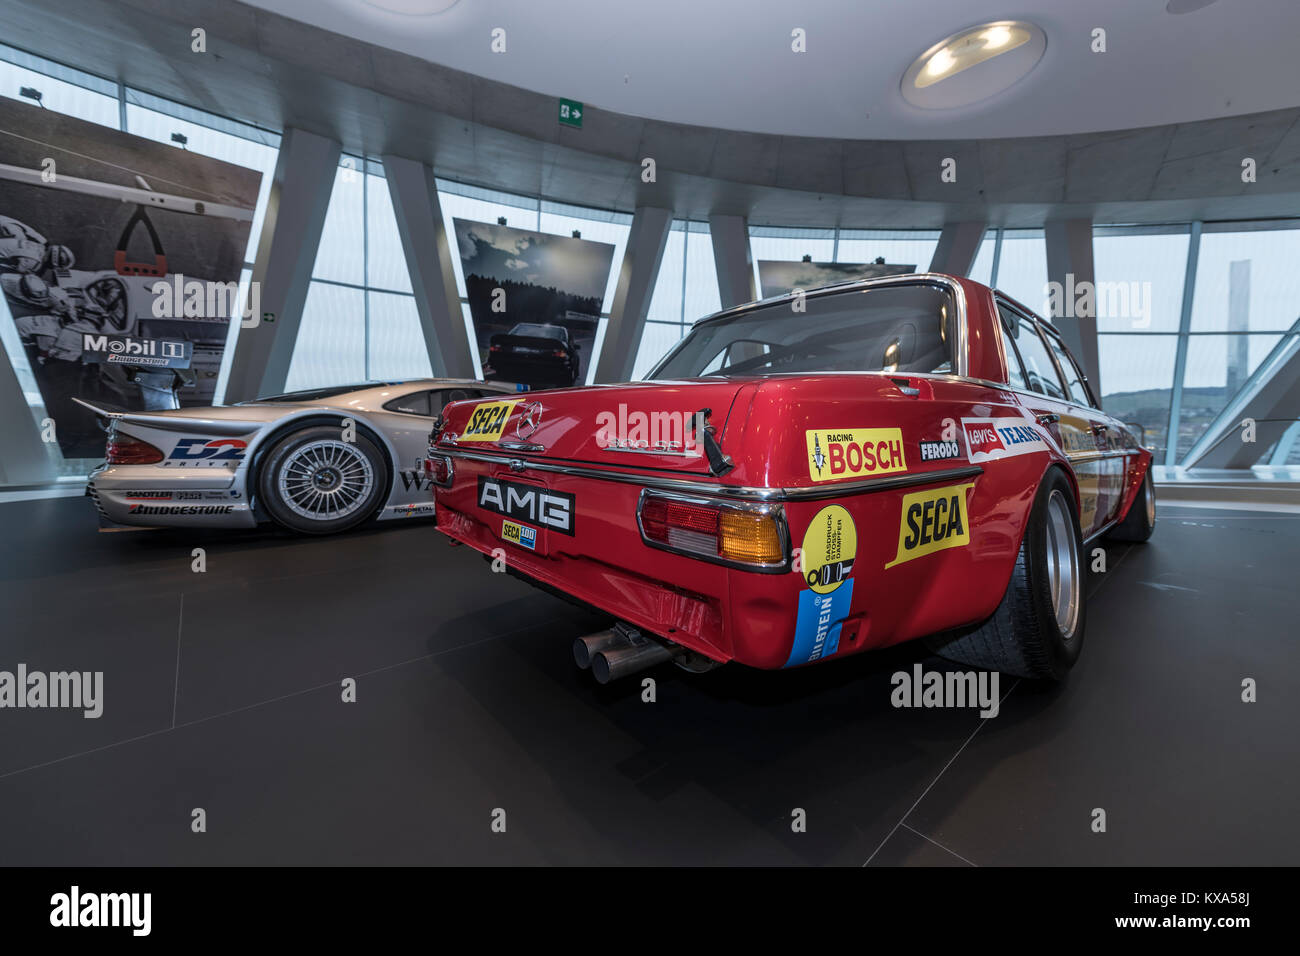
1176, 333, 1284, 459
0, 43, 118, 128
993, 229, 1049, 315
1190, 224, 1300, 332
1098, 334, 1178, 459
1092, 227, 1190, 333
288, 158, 422, 391
634, 221, 717, 380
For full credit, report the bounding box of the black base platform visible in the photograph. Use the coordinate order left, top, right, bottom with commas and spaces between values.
1, 496, 1296, 865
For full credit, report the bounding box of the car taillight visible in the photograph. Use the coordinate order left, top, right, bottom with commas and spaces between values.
106, 432, 163, 464
489, 344, 501, 352
424, 453, 454, 487
638, 492, 786, 569
552, 349, 566, 358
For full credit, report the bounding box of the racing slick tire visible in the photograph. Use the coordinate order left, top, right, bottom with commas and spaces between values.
1105, 467, 1156, 543
926, 468, 1085, 681
257, 424, 388, 535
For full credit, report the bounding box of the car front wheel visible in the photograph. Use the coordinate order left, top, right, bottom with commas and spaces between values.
926, 468, 1086, 680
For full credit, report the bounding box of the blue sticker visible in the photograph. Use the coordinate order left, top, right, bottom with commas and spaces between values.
784, 580, 853, 667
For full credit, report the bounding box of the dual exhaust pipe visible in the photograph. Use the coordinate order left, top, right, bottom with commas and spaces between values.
573, 624, 677, 684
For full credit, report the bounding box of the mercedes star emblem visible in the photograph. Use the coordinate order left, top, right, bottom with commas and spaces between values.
516, 401, 543, 439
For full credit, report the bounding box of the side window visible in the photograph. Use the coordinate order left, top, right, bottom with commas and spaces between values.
1047, 338, 1094, 407
1004, 312, 1068, 400
383, 390, 433, 416
431, 388, 489, 416
996, 304, 1030, 391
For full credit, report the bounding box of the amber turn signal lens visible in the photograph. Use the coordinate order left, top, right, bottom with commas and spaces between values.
718, 509, 784, 564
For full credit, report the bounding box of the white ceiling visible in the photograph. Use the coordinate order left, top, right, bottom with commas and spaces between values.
245, 0, 1300, 140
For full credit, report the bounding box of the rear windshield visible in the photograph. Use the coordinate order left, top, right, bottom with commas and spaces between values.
509, 323, 566, 340
648, 283, 955, 379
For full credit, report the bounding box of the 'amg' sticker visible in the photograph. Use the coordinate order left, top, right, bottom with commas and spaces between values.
886, 482, 975, 569
477, 476, 574, 536
919, 439, 962, 462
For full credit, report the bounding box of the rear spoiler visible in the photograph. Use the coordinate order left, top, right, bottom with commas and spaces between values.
71, 398, 262, 436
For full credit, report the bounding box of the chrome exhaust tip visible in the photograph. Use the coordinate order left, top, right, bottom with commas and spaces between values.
591, 640, 676, 685
573, 629, 620, 669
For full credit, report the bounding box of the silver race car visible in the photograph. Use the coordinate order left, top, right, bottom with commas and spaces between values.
77, 379, 522, 534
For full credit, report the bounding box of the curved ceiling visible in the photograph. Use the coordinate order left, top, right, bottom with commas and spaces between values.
244, 0, 1300, 140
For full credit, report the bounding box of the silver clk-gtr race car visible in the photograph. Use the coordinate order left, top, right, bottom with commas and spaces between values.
79, 379, 520, 534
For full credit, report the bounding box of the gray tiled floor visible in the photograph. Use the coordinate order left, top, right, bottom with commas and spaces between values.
0, 496, 1295, 865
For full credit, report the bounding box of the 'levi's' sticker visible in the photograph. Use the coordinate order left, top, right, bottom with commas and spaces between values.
461, 400, 520, 442
960, 417, 1046, 464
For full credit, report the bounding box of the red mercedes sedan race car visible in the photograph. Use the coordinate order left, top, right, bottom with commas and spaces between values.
427, 274, 1155, 684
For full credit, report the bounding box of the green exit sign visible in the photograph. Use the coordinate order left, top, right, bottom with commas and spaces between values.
558, 98, 583, 128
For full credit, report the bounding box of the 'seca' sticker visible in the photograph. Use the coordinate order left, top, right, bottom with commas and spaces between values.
886, 482, 975, 569
461, 400, 520, 442
806, 428, 906, 482
801, 504, 856, 594
501, 519, 537, 551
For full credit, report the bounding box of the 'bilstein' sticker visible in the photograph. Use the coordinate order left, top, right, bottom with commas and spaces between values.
806, 428, 906, 482
801, 504, 856, 594
461, 400, 520, 442
886, 482, 975, 569
784, 583, 853, 667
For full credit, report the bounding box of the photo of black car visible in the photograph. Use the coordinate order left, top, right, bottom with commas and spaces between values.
486, 321, 581, 388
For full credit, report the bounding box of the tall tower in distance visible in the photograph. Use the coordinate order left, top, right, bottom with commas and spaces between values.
1227, 259, 1251, 397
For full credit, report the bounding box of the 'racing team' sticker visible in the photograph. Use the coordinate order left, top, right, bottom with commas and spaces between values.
461, 400, 520, 442
960, 417, 1045, 463
886, 481, 975, 569
806, 428, 906, 482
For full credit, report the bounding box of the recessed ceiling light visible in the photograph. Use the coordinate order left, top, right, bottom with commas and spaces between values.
902, 21, 1047, 110
1166, 0, 1220, 13
362, 0, 460, 15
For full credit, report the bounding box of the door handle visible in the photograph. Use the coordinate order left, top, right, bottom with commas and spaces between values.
1036, 413, 1059, 425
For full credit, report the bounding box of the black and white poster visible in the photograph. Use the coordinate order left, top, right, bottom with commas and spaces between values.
757, 259, 915, 299
453, 218, 614, 390
0, 97, 260, 458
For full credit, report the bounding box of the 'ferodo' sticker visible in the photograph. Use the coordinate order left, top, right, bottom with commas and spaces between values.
806, 428, 906, 482
886, 482, 975, 569
461, 400, 520, 442
801, 504, 856, 594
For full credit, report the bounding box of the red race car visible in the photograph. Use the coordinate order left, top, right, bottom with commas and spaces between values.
427, 274, 1154, 684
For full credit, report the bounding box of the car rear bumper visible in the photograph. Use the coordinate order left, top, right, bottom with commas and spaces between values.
87, 464, 255, 528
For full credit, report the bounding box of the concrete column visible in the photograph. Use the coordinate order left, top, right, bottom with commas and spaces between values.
1044, 218, 1101, 395
223, 127, 341, 403
593, 206, 672, 383
928, 221, 988, 277
382, 155, 477, 379
708, 213, 757, 310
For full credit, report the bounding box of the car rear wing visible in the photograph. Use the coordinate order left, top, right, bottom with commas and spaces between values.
71, 398, 263, 436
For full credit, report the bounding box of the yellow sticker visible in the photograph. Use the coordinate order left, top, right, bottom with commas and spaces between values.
801, 504, 856, 594
460, 400, 520, 442
501, 519, 537, 551
806, 428, 906, 482
885, 482, 975, 569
